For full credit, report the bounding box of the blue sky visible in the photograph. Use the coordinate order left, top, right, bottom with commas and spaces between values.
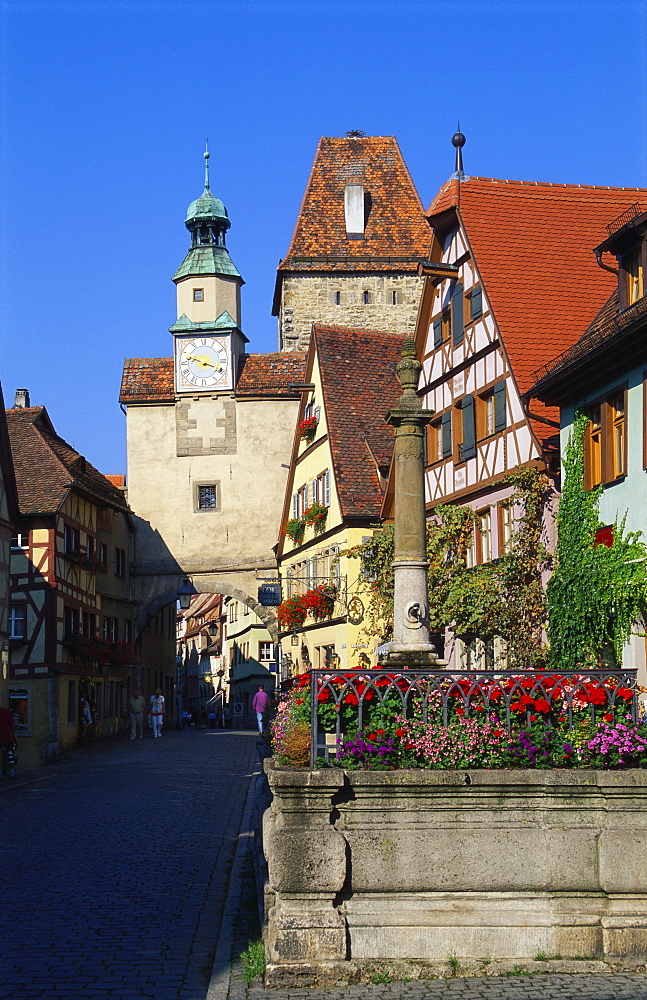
1, 0, 645, 473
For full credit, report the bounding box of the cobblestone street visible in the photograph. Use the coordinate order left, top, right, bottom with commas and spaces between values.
0, 729, 260, 1000
2, 732, 647, 1000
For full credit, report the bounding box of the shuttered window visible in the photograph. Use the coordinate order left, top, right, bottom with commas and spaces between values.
460, 395, 476, 460
494, 380, 507, 433
441, 411, 452, 458
433, 317, 442, 348
469, 286, 483, 320
452, 283, 464, 346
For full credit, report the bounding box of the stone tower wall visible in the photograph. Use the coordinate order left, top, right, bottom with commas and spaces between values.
278, 272, 424, 351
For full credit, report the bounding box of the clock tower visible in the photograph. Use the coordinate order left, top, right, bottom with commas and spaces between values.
171, 146, 247, 392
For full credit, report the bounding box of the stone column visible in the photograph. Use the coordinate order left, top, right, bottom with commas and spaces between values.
379, 337, 439, 667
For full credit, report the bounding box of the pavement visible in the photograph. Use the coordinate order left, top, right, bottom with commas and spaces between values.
2, 730, 647, 1000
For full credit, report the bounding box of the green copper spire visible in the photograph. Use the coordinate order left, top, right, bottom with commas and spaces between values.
173, 145, 242, 283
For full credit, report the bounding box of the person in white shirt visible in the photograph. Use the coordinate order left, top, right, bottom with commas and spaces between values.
149, 689, 165, 738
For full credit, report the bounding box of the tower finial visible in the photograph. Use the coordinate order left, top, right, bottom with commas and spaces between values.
203, 137, 211, 193
451, 122, 466, 179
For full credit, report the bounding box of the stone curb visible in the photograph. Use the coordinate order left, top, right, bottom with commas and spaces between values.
0, 772, 57, 792
206, 760, 261, 1000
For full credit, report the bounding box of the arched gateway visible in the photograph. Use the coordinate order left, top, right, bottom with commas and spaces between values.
133, 570, 280, 643
120, 152, 306, 653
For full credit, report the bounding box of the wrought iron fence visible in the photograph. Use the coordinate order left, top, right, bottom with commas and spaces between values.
309, 667, 639, 767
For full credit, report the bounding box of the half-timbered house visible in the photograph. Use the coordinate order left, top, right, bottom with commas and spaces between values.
413, 165, 647, 668
6, 403, 145, 767
0, 385, 20, 687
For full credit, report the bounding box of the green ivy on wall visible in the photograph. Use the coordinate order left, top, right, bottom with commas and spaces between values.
346, 468, 550, 668
547, 412, 647, 669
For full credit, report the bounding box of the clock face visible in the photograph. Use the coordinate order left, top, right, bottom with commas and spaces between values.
176, 336, 230, 391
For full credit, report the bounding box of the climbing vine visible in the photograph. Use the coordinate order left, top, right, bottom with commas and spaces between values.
547, 413, 647, 669
346, 468, 550, 668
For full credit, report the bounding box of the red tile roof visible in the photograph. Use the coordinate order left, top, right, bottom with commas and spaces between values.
6, 407, 130, 516
314, 325, 403, 519
105, 474, 126, 488
427, 176, 647, 395
120, 353, 307, 403
530, 289, 647, 404
278, 136, 431, 275
236, 353, 307, 396
120, 359, 175, 403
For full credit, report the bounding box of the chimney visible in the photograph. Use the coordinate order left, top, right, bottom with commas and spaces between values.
14, 389, 30, 408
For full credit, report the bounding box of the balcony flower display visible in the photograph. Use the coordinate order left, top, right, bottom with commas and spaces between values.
66, 633, 133, 666
302, 585, 337, 621
277, 595, 308, 631
282, 518, 305, 544
297, 417, 318, 443
65, 549, 107, 572
302, 503, 328, 534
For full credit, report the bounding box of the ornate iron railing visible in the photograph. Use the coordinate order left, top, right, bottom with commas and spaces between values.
309, 668, 639, 767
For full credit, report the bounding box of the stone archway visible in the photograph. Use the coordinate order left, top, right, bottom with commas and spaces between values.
133, 572, 279, 643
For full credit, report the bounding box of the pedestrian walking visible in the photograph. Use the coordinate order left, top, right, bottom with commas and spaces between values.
181, 709, 191, 730
252, 684, 270, 735
149, 689, 165, 738
0, 707, 17, 778
128, 689, 146, 740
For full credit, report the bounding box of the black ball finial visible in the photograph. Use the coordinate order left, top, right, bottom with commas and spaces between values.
451, 123, 466, 176
451, 127, 466, 149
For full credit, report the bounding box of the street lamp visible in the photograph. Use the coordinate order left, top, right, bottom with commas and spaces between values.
177, 578, 193, 610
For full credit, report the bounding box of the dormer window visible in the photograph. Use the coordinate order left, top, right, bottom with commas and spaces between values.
625, 250, 644, 304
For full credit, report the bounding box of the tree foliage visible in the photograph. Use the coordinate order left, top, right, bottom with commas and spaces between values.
547, 413, 647, 669
346, 468, 550, 668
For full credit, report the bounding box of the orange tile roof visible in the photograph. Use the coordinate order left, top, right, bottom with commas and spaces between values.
120, 359, 175, 403
427, 176, 647, 394
278, 136, 431, 275
105, 474, 126, 488
120, 353, 307, 403
236, 353, 307, 395
6, 407, 130, 516
314, 325, 403, 519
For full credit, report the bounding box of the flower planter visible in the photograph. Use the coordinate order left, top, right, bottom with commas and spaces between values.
262, 761, 647, 985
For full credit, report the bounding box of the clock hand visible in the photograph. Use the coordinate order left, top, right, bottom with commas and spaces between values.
184, 354, 223, 371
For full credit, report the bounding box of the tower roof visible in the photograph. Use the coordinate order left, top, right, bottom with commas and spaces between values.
185, 191, 229, 225
277, 135, 430, 275
175, 146, 241, 283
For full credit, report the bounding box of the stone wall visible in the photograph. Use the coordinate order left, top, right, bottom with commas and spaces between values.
262, 762, 647, 984
279, 273, 424, 351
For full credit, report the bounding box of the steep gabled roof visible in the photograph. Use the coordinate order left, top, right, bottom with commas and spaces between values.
314, 325, 403, 519
529, 289, 647, 404
0, 384, 20, 525
6, 406, 130, 516
427, 176, 647, 394
276, 136, 430, 281
120, 353, 307, 403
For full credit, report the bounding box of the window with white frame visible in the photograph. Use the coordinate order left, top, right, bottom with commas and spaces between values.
11, 532, 28, 550
259, 642, 274, 661
9, 605, 26, 640
102, 616, 118, 642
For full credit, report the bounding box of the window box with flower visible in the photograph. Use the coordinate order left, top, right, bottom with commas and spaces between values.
302, 503, 328, 534
297, 417, 318, 443
282, 518, 305, 544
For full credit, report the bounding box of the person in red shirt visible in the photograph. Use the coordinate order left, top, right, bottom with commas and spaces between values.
252, 685, 270, 734
0, 707, 17, 778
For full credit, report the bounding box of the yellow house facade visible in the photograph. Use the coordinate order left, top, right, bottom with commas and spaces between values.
277, 325, 405, 676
